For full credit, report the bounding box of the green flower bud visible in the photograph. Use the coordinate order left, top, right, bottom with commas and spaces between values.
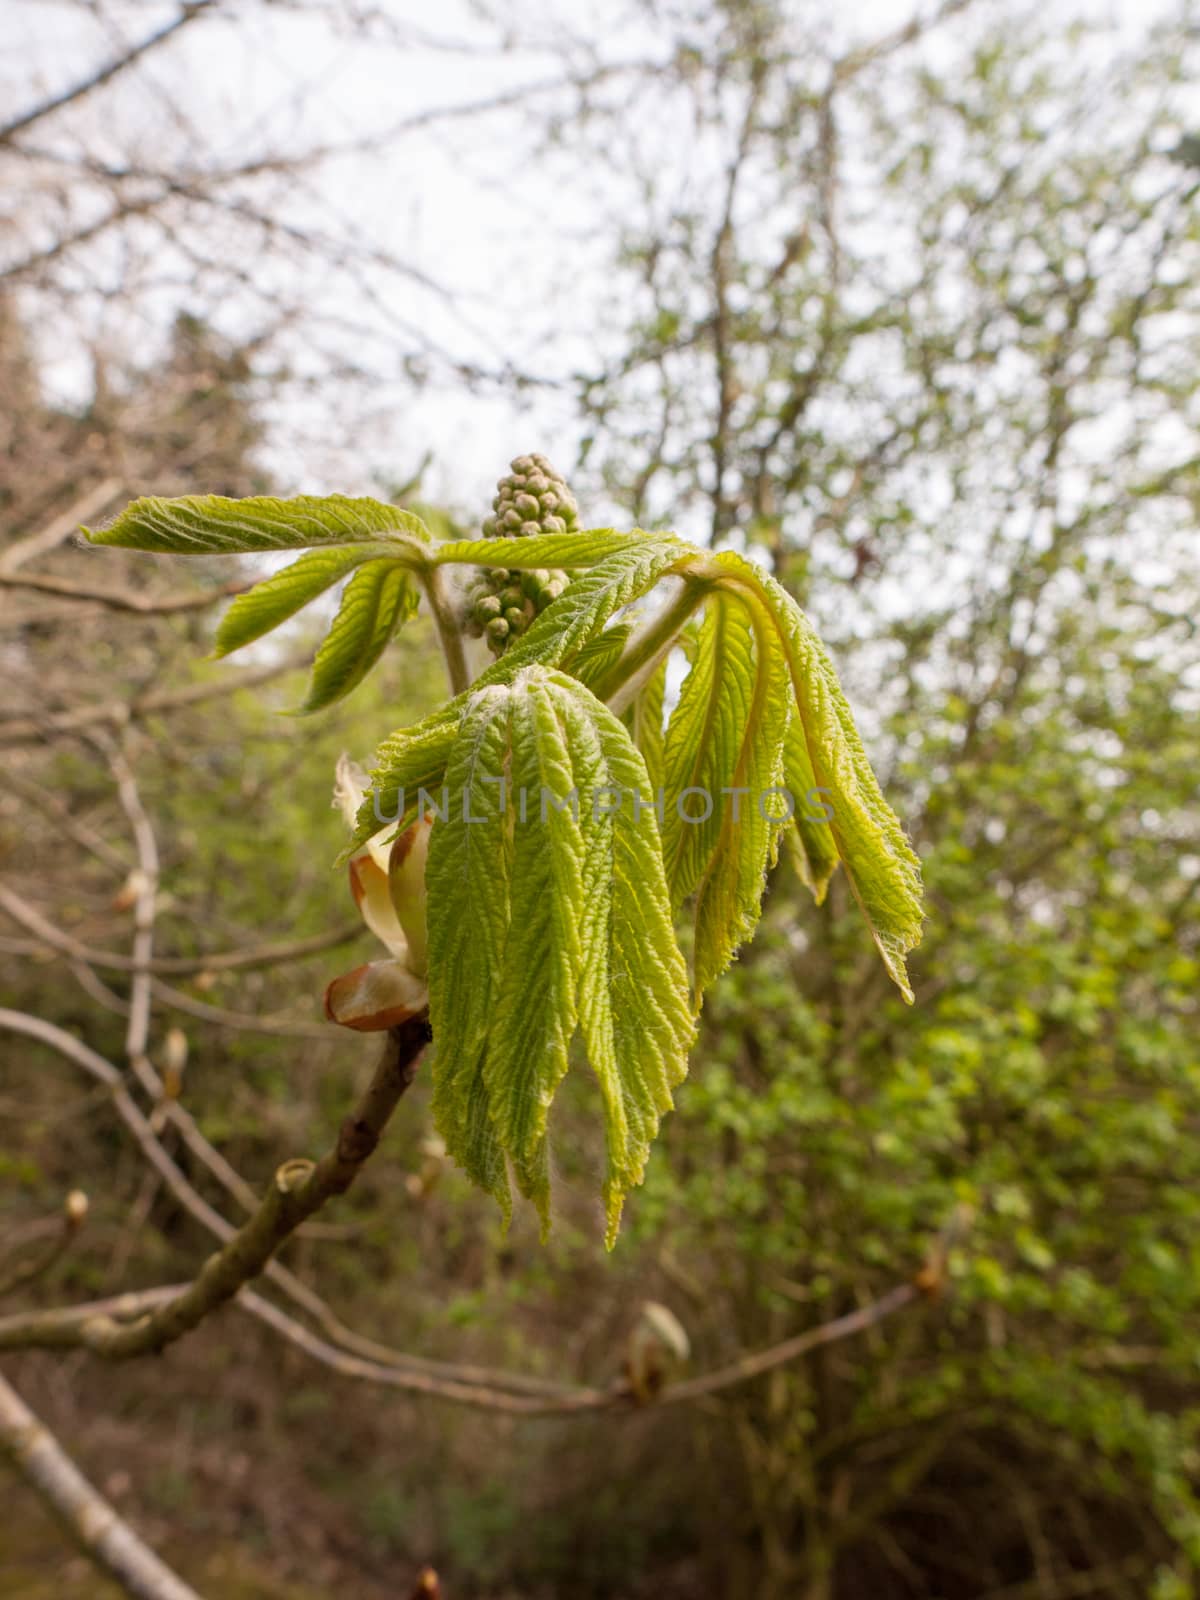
486, 616, 509, 646
504, 607, 528, 634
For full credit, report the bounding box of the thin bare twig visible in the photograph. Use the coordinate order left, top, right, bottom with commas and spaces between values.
0, 2, 215, 145
0, 656, 306, 747
0, 1367, 201, 1600
0, 571, 249, 615
71, 1015, 431, 1359
0, 885, 360, 976
0, 481, 123, 575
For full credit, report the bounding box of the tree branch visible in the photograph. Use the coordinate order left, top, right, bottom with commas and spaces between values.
0, 571, 249, 615
66, 1016, 429, 1359
0, 1367, 201, 1600
0, 3, 215, 146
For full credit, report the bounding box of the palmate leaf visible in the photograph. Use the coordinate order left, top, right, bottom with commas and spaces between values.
85, 480, 925, 1239
85, 493, 430, 557
424, 666, 693, 1245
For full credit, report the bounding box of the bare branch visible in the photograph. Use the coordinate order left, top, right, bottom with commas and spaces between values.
0, 480, 123, 575
0, 656, 306, 747
0, 1367, 201, 1600
70, 1016, 430, 1358
0, 1193, 88, 1299
0, 3, 216, 146
0, 883, 360, 976
0, 571, 249, 615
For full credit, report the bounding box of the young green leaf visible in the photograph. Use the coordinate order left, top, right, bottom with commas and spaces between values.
433, 528, 659, 572
422, 666, 693, 1244
560, 679, 695, 1243
84, 493, 430, 558
213, 544, 403, 657
566, 622, 632, 692
496, 537, 687, 679
689, 597, 790, 1002
624, 656, 667, 792
707, 553, 923, 1000
661, 590, 789, 1002
298, 561, 418, 714
426, 687, 515, 1219
781, 715, 840, 906
481, 677, 588, 1226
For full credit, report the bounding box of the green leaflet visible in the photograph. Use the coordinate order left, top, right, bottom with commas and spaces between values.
426, 689, 514, 1218
213, 544, 404, 657
424, 666, 693, 1245
563, 683, 695, 1243
567, 622, 632, 691
707, 552, 923, 1001
482, 679, 586, 1224
782, 715, 840, 906
497, 537, 687, 677
298, 561, 419, 713
348, 710, 460, 854
661, 591, 789, 1004
625, 656, 667, 792
690, 596, 790, 1002
434, 528, 660, 572
84, 493, 431, 557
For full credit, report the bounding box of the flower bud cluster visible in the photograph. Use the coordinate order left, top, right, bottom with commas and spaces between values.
463, 454, 578, 656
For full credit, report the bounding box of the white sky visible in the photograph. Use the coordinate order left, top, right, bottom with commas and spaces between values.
1, 0, 1190, 520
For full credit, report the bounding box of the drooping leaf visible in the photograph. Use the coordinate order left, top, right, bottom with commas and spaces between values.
213, 544, 403, 657
660, 590, 790, 1002
482, 676, 588, 1226
298, 561, 419, 713
781, 714, 840, 906
566, 622, 633, 692
662, 592, 756, 909
422, 666, 693, 1244
708, 552, 923, 1000
560, 679, 695, 1243
84, 493, 430, 558
624, 655, 668, 793
689, 595, 790, 1002
426, 687, 515, 1218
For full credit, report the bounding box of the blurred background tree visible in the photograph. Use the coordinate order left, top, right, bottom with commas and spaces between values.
1, 2, 1198, 1598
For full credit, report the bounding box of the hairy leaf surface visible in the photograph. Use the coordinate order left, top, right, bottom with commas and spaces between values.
707, 552, 923, 999
214, 544, 402, 657
85, 494, 429, 557
426, 688, 514, 1217
299, 561, 419, 713
423, 666, 693, 1243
